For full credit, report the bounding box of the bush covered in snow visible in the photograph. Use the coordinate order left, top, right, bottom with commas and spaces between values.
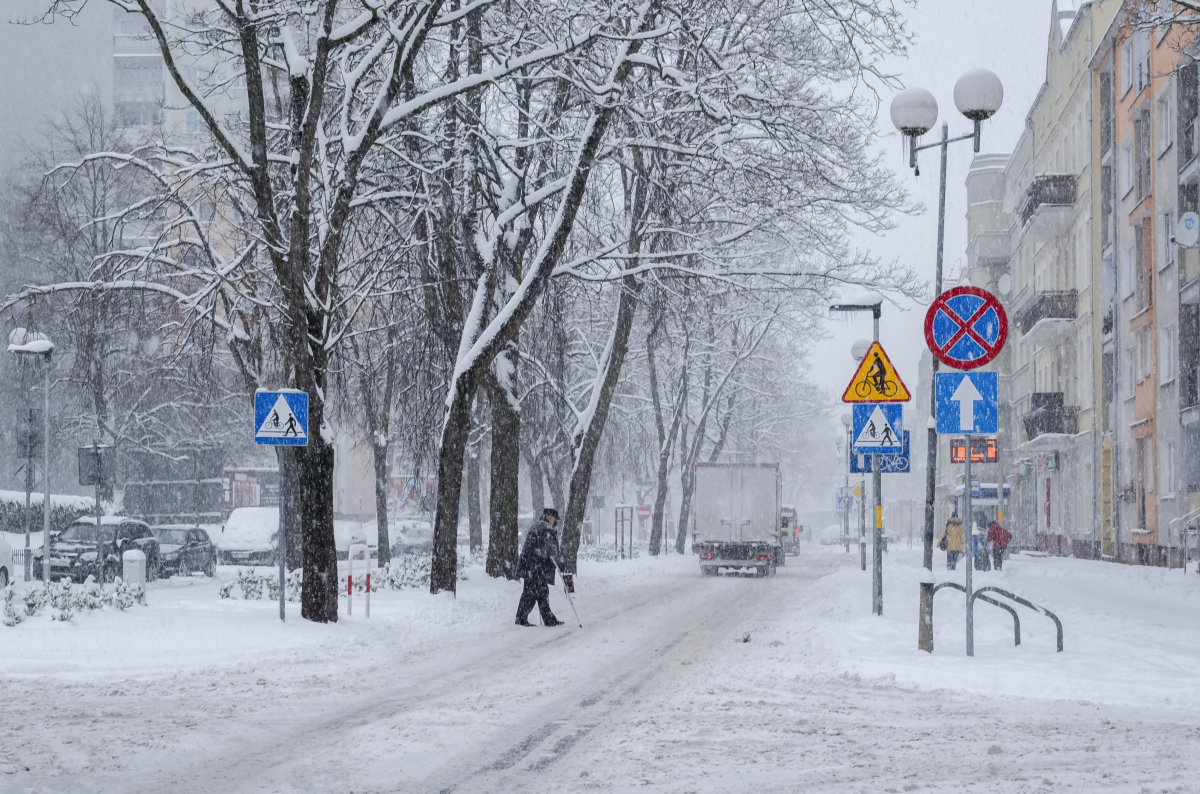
218, 568, 303, 602
3, 578, 145, 626
578, 545, 638, 562
343, 552, 474, 593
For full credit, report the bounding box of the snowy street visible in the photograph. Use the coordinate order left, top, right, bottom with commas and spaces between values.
5, 548, 1200, 793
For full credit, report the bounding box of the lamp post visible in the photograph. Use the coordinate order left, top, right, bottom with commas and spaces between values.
830, 299, 885, 615
891, 68, 1003, 653
838, 415, 851, 553
8, 329, 54, 586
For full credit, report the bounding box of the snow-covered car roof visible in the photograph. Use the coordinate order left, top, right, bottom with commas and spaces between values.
334, 520, 367, 551
71, 516, 146, 526
219, 507, 279, 551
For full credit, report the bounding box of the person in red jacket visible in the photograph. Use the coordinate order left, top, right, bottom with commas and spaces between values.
987, 521, 1012, 571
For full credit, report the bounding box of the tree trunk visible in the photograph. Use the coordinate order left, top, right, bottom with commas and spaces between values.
524, 447, 546, 517
467, 436, 483, 554
485, 358, 521, 580
431, 373, 477, 593
544, 459, 565, 514
372, 439, 392, 567
561, 280, 641, 573
299, 438, 338, 621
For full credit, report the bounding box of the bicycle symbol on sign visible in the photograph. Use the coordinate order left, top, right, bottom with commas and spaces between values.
853, 351, 899, 399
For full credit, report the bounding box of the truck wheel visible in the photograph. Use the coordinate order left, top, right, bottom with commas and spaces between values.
756, 565, 768, 578
701, 566, 717, 577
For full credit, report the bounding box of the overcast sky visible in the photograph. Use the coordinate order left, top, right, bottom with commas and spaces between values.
812, 0, 1054, 443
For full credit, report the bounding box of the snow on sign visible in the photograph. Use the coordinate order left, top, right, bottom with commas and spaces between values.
840, 341, 911, 403
935, 372, 998, 435
851, 404, 903, 454
924, 286, 1008, 370
254, 390, 309, 446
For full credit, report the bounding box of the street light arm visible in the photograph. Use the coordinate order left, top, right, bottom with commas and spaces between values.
913, 130, 975, 153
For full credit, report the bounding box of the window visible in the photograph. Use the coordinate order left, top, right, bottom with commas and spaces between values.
1101, 163, 1113, 245
1180, 63, 1199, 167
1102, 69, 1114, 153
1147, 439, 1155, 494
1121, 141, 1134, 196
185, 111, 203, 133
1136, 29, 1152, 92
1124, 244, 1136, 296
1128, 347, 1137, 393
1146, 326, 1154, 379
1136, 221, 1147, 308
1161, 325, 1176, 383
1135, 107, 1152, 200
1122, 39, 1134, 95
1135, 330, 1143, 382
1163, 441, 1177, 497
1163, 210, 1175, 269
1157, 90, 1173, 154
116, 102, 161, 127
122, 65, 162, 82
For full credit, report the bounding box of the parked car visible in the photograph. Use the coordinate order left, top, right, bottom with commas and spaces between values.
35, 516, 161, 583
334, 521, 368, 561
0, 533, 12, 587
819, 523, 847, 546
152, 525, 217, 577
390, 522, 434, 556
218, 507, 278, 565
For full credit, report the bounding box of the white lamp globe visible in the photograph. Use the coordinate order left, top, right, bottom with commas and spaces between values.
889, 87, 938, 136
953, 68, 1004, 121
851, 339, 872, 361
840, 411, 853, 428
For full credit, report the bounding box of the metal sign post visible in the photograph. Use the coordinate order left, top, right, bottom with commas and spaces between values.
964, 437, 974, 657
850, 399, 904, 617
253, 389, 309, 622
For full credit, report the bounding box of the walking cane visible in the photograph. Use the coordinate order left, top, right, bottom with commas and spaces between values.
563, 579, 583, 628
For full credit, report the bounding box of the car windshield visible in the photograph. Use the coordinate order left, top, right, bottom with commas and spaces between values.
59, 524, 115, 544
153, 528, 189, 545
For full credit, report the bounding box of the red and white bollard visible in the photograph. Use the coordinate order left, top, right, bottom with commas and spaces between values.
347, 571, 353, 616
366, 572, 371, 619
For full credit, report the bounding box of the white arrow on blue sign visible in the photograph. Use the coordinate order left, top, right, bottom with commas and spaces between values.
254, 389, 309, 446
935, 372, 997, 435
852, 403, 903, 454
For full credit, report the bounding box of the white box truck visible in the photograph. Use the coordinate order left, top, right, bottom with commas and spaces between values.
692, 463, 782, 577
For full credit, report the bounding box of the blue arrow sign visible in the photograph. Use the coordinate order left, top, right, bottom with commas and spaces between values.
851, 430, 910, 473
852, 403, 903, 454
935, 372, 998, 435
254, 390, 309, 446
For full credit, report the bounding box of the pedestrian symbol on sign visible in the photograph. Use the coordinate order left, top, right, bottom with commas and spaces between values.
254, 390, 309, 446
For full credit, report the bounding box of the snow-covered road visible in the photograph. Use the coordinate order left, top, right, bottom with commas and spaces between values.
4, 548, 1200, 793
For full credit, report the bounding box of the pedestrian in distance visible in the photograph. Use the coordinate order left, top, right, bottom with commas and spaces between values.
987, 520, 1012, 571
515, 508, 574, 627
938, 516, 964, 570
972, 520, 991, 572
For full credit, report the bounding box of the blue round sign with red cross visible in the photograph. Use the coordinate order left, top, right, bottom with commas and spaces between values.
924, 286, 1008, 370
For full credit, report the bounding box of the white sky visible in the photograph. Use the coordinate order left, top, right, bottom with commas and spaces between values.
812, 0, 1055, 436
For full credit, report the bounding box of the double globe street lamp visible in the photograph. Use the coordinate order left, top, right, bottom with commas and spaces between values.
889, 69, 1003, 653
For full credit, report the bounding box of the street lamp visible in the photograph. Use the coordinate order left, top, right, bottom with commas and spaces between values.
8, 328, 54, 586
839, 413, 852, 554
891, 68, 1003, 653
831, 297, 885, 615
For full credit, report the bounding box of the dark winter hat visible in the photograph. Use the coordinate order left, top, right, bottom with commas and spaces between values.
543, 507, 560, 519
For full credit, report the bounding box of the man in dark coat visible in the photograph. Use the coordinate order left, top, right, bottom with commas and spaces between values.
515, 508, 573, 626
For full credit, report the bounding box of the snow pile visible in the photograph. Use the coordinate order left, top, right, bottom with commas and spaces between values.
4, 579, 145, 626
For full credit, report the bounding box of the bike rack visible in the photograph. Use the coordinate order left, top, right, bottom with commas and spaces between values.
933, 582, 1021, 647
971, 586, 1063, 653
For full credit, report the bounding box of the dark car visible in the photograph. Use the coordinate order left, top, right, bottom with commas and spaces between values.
35, 517, 161, 583
152, 525, 217, 578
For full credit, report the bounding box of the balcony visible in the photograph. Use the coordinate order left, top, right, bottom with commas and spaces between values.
1013, 290, 1077, 347
1022, 392, 1080, 444
1018, 174, 1076, 242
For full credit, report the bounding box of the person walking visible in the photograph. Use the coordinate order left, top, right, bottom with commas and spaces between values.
515, 508, 574, 627
987, 520, 1012, 571
938, 516, 964, 570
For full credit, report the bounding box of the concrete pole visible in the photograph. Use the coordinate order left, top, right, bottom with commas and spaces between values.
42, 353, 51, 586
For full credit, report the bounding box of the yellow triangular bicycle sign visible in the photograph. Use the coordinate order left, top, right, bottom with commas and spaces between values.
841, 341, 911, 403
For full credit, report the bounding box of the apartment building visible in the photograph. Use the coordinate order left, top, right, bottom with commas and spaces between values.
1093, 6, 1200, 564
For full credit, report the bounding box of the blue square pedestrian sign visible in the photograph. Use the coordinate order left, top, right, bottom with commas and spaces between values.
254, 390, 309, 446
935, 372, 998, 435
851, 430, 910, 473
852, 403, 903, 454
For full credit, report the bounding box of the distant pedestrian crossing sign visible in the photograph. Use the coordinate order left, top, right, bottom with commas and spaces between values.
254, 390, 309, 446
852, 403, 903, 454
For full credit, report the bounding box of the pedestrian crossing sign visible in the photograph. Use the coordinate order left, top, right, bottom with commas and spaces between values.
841, 341, 911, 403
851, 403, 903, 454
254, 390, 309, 446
